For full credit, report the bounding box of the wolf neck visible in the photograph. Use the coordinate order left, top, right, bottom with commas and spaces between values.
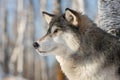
56, 54, 105, 80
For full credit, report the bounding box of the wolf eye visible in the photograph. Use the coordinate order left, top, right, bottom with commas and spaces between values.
54, 29, 59, 33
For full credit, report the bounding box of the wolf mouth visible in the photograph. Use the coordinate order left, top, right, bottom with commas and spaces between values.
39, 51, 47, 53
37, 47, 57, 53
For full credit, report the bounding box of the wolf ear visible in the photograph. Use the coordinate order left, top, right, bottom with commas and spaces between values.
42, 12, 54, 24
65, 8, 78, 26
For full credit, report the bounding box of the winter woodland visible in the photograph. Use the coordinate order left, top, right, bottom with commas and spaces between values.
0, 0, 119, 80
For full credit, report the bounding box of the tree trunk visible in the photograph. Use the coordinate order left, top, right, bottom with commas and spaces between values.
72, 0, 85, 13
23, 0, 35, 80
0, 0, 7, 75
9, 0, 27, 75
53, 0, 62, 14
98, 0, 120, 37
34, 55, 41, 80
0, 0, 10, 74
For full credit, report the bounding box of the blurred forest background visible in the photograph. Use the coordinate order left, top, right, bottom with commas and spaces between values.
0, 0, 97, 80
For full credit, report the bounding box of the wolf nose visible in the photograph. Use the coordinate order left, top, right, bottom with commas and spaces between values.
33, 42, 40, 49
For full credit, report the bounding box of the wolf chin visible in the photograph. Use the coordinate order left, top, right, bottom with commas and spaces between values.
33, 8, 120, 80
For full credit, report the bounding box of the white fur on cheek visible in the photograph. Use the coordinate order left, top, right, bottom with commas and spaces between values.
53, 35, 65, 44
63, 33, 80, 52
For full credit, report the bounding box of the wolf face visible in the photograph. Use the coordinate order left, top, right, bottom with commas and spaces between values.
33, 8, 81, 56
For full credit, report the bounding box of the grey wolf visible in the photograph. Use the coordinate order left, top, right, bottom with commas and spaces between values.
33, 8, 120, 80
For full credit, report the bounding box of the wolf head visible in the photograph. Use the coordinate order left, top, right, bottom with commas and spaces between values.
33, 8, 91, 57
